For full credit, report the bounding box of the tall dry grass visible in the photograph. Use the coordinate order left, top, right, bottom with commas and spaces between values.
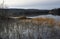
31, 18, 55, 26
20, 17, 60, 27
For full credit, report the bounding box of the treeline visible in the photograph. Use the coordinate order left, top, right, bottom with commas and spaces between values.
0, 8, 60, 17
49, 8, 60, 15
0, 9, 49, 17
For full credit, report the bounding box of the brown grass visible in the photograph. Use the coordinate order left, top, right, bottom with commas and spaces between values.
31, 18, 55, 26
20, 17, 60, 26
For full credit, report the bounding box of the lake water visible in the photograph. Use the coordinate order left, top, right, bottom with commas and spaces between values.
27, 14, 60, 21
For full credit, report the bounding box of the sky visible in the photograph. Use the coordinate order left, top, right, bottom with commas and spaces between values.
0, 0, 60, 9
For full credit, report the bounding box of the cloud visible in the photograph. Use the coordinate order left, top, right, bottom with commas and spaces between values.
0, 0, 60, 9
4, 0, 60, 6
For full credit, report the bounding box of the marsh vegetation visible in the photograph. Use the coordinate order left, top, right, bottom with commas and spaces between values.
0, 16, 60, 39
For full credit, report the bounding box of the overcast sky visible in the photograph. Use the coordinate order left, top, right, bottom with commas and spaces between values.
0, 0, 60, 9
